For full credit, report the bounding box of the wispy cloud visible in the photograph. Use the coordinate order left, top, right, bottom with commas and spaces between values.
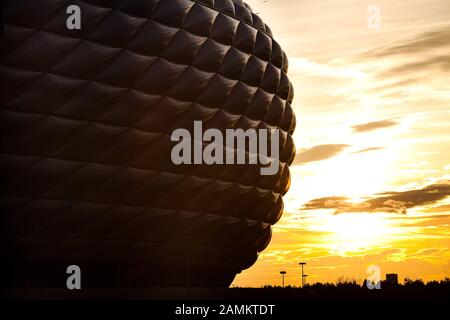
362, 25, 450, 85
364, 28, 450, 58
293, 144, 348, 164
380, 55, 450, 77
301, 180, 450, 214
352, 147, 384, 154
352, 119, 397, 133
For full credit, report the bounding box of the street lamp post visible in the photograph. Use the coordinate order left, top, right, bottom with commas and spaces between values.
280, 271, 286, 288
299, 262, 306, 288
302, 274, 308, 287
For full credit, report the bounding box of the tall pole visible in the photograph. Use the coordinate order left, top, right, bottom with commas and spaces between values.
299, 262, 306, 288
302, 274, 308, 287
280, 271, 286, 288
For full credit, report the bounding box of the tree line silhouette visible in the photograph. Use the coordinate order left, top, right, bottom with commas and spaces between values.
227, 278, 450, 300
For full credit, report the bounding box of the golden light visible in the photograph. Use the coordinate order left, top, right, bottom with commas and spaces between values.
309, 212, 402, 255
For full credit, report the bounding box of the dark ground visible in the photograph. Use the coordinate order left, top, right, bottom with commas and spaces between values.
2, 280, 449, 300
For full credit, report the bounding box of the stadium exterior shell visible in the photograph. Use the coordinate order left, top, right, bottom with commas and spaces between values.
0, 0, 296, 287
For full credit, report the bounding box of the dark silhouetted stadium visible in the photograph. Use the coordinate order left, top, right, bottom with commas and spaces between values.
0, 0, 295, 288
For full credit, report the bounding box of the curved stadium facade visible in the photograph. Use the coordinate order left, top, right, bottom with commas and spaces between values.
0, 0, 296, 287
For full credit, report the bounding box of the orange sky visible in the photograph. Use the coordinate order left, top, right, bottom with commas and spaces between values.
233, 0, 450, 287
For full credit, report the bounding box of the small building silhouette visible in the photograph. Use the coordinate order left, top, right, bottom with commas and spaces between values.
386, 273, 398, 285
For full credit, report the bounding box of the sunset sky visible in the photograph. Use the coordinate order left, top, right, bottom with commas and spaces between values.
233, 0, 450, 287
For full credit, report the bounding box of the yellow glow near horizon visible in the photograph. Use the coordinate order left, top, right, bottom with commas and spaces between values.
309, 212, 402, 255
